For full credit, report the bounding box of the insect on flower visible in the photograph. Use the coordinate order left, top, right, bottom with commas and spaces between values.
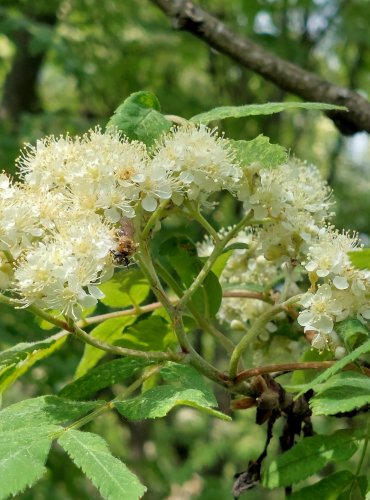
111, 218, 138, 266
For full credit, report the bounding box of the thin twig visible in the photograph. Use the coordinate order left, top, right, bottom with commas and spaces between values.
235, 361, 370, 384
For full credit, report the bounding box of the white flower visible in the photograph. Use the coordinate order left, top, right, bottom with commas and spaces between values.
304, 229, 359, 285
298, 284, 343, 334
244, 160, 332, 222
152, 125, 242, 203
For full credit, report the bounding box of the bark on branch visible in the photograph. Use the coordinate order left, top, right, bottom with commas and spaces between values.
151, 0, 370, 135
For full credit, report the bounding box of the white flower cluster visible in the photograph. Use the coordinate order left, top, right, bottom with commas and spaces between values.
297, 228, 370, 349
152, 126, 242, 205
198, 228, 282, 326
198, 228, 305, 364
18, 125, 241, 218
0, 172, 115, 318
199, 158, 370, 354
2, 120, 369, 346
0, 124, 241, 319
243, 159, 333, 260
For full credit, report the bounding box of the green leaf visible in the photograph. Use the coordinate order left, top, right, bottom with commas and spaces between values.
0, 396, 101, 431
160, 362, 216, 403
159, 235, 222, 318
211, 250, 233, 278
348, 249, 370, 270
115, 385, 230, 421
60, 358, 150, 400
58, 429, 146, 500
289, 470, 355, 500
337, 318, 370, 349
0, 335, 67, 394
295, 338, 370, 397
0, 425, 59, 499
115, 362, 230, 421
114, 315, 176, 351
310, 371, 370, 415
261, 429, 362, 489
190, 102, 347, 124
99, 269, 150, 308
107, 91, 171, 146
230, 136, 287, 169
75, 316, 137, 378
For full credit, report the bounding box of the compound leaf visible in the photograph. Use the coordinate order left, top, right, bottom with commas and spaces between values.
0, 396, 101, 431
310, 371, 370, 415
261, 429, 362, 488
190, 102, 347, 124
0, 425, 59, 499
75, 316, 137, 378
59, 429, 146, 500
60, 358, 149, 400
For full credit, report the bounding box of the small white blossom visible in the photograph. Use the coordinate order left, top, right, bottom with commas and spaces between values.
304, 229, 359, 285
298, 284, 343, 334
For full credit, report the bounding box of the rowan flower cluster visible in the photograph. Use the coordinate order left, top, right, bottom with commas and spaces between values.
0, 125, 242, 319
199, 228, 282, 326
2, 121, 369, 347
243, 159, 333, 260
297, 228, 370, 349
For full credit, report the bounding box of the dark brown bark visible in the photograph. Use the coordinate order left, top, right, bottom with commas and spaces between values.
151, 0, 370, 135
1, 11, 58, 125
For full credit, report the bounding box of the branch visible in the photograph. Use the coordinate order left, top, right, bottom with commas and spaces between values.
235, 361, 370, 384
151, 0, 370, 135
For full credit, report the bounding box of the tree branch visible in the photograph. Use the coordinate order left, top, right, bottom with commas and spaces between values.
151, 0, 370, 135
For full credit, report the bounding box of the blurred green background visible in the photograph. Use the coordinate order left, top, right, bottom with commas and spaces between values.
0, 0, 369, 498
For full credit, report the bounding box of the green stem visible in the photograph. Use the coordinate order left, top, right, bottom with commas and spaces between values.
136, 216, 230, 386
154, 262, 235, 353
27, 305, 70, 330
53, 365, 162, 438
81, 302, 162, 327
3, 249, 15, 264
355, 420, 370, 477
0, 292, 23, 308
141, 199, 170, 240
177, 210, 254, 310
154, 261, 184, 298
229, 295, 301, 379
191, 312, 235, 354
185, 202, 220, 242
72, 322, 181, 362
172, 314, 230, 386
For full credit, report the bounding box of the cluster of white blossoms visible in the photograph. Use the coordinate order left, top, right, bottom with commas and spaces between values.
152, 125, 242, 205
242, 159, 333, 260
198, 228, 282, 326
18, 125, 241, 218
0, 125, 242, 319
2, 121, 370, 344
297, 228, 370, 350
199, 157, 370, 354
0, 172, 115, 318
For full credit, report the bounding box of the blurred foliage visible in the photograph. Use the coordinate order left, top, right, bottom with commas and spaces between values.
0, 0, 370, 498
